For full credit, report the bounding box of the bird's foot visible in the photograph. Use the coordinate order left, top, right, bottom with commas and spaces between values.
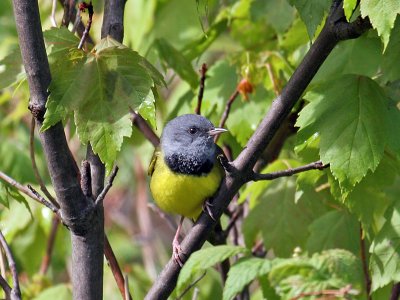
172, 239, 185, 267
217, 154, 236, 174
202, 198, 216, 221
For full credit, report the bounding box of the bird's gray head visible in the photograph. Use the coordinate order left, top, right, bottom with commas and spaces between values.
161, 114, 227, 175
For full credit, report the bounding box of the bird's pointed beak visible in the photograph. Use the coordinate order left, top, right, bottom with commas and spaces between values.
208, 127, 228, 136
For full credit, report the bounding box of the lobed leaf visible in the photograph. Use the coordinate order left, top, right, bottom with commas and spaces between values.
41, 32, 162, 171
370, 202, 400, 291
360, 0, 400, 49
177, 245, 249, 293
223, 257, 271, 300
288, 0, 330, 39
296, 75, 388, 193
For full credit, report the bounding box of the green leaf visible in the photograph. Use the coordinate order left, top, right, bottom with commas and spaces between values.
177, 245, 249, 293
42, 36, 161, 171
343, 0, 358, 21
296, 75, 388, 193
313, 34, 382, 83
0, 47, 25, 90
288, 0, 331, 38
341, 154, 396, 230
155, 38, 198, 89
243, 176, 326, 257
381, 17, 400, 82
360, 0, 400, 48
223, 257, 271, 300
370, 202, 400, 291
250, 0, 296, 33
269, 250, 363, 298
43, 27, 80, 56
33, 284, 72, 300
306, 211, 360, 254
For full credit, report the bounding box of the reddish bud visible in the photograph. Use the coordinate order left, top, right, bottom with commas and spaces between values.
237, 78, 253, 101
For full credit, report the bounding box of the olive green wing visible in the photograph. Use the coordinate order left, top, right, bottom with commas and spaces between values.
148, 149, 160, 176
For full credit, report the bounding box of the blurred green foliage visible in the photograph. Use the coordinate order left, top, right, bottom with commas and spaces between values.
0, 0, 400, 299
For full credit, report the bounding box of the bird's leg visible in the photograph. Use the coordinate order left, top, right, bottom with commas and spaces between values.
173, 216, 185, 267
202, 198, 216, 221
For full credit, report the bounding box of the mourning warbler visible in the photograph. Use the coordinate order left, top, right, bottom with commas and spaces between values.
148, 114, 227, 265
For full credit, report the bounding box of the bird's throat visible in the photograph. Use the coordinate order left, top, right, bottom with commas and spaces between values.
164, 152, 214, 176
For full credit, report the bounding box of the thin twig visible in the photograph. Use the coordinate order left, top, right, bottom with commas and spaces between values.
0, 171, 59, 212
390, 283, 400, 300
290, 284, 356, 300
50, 0, 57, 27
176, 272, 207, 300
39, 216, 60, 275
94, 165, 119, 206
77, 1, 94, 50
27, 185, 60, 213
104, 237, 132, 300
360, 225, 372, 299
195, 63, 208, 115
0, 229, 21, 300
30, 117, 59, 208
265, 62, 280, 96
130, 110, 160, 147
251, 161, 329, 182
0, 273, 11, 299
124, 274, 131, 300
215, 90, 240, 143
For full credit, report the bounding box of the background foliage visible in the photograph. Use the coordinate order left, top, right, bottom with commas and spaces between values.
0, 0, 400, 299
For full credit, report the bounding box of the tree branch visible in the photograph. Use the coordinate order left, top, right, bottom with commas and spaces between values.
94, 166, 119, 206
145, 1, 372, 298
0, 230, 21, 300
12, 0, 105, 299
30, 117, 59, 208
101, 0, 126, 42
130, 110, 160, 147
0, 273, 12, 299
39, 216, 60, 275
195, 63, 207, 115
250, 161, 328, 182
77, 1, 94, 50
215, 89, 239, 143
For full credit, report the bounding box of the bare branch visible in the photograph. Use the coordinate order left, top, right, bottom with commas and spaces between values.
360, 226, 372, 300
77, 1, 94, 50
0, 230, 21, 300
101, 0, 126, 42
39, 216, 60, 275
104, 237, 132, 300
30, 117, 59, 208
195, 63, 208, 115
50, 0, 57, 27
250, 161, 329, 182
176, 272, 206, 300
0, 274, 12, 299
130, 110, 160, 147
391, 283, 400, 300
94, 165, 119, 207
124, 274, 131, 300
215, 90, 239, 143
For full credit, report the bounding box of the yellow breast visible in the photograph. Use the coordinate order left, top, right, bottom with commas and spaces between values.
149, 152, 223, 219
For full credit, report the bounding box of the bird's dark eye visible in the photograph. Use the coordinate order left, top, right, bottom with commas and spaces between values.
189, 127, 197, 134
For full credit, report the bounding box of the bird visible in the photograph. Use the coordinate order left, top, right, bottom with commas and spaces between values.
148, 114, 228, 266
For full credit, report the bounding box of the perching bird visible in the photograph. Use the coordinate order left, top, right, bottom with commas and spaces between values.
148, 114, 227, 265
